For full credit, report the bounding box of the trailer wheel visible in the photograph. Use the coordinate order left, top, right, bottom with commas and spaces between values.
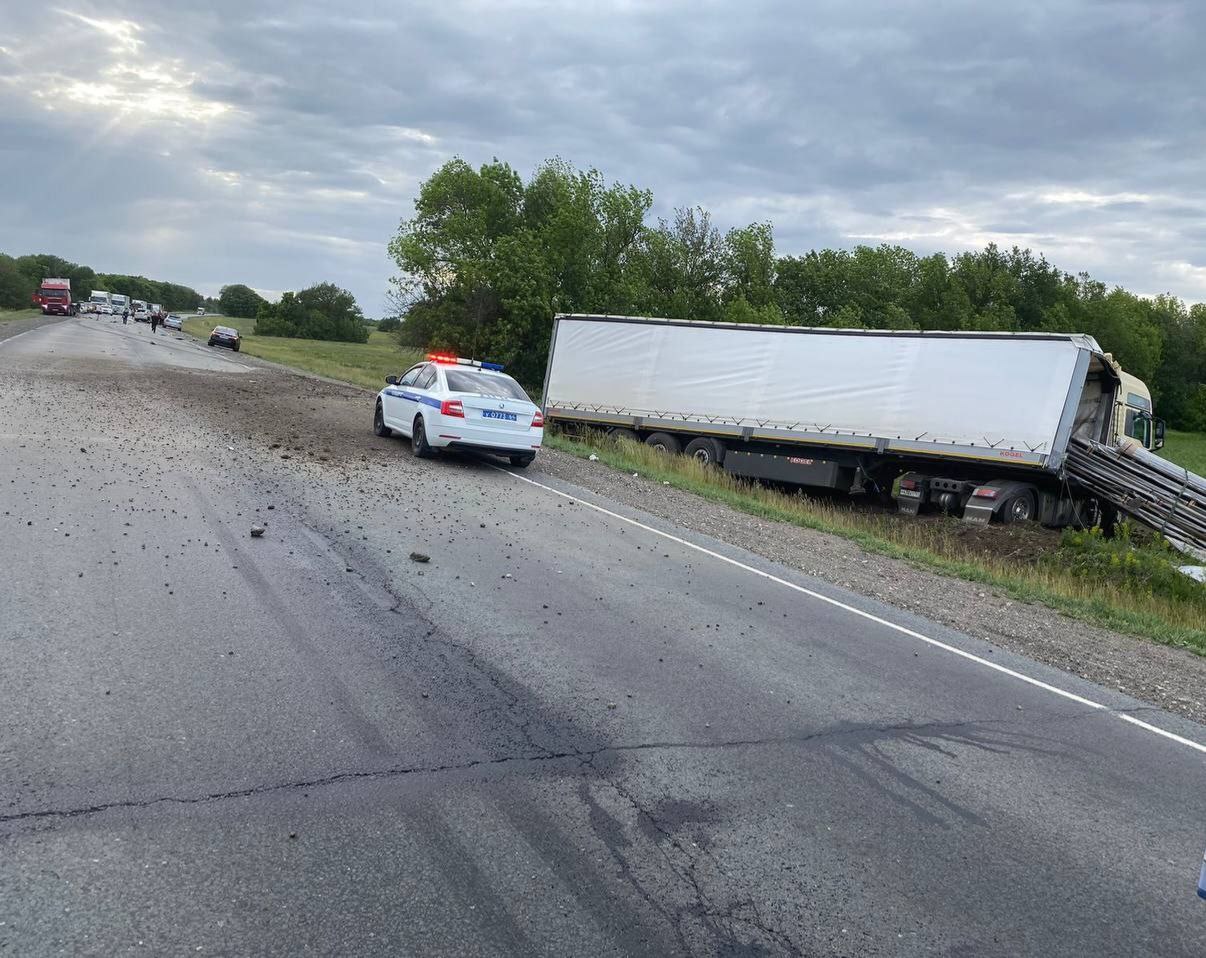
684, 437, 726, 466
1001, 490, 1036, 524
608, 427, 640, 444
644, 432, 681, 454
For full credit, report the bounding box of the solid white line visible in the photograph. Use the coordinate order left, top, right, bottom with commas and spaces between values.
0, 324, 54, 349
501, 467, 1206, 756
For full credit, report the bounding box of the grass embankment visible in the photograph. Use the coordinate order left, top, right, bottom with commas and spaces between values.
182, 316, 423, 390
547, 431, 1206, 655
0, 309, 44, 323
1161, 430, 1206, 476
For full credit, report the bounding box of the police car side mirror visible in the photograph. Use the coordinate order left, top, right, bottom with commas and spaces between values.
385, 375, 398, 386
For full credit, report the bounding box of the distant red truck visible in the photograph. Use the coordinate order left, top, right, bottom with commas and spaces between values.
32, 278, 78, 316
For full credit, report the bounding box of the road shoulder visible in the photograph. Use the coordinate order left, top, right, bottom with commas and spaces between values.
533, 447, 1206, 725
0, 313, 65, 344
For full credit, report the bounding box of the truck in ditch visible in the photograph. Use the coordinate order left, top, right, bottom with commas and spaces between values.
542, 313, 1173, 530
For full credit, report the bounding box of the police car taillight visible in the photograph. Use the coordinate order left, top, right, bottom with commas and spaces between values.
440, 399, 464, 418
531, 410, 544, 428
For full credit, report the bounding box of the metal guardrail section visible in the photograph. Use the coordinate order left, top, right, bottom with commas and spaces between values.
1064, 437, 1206, 558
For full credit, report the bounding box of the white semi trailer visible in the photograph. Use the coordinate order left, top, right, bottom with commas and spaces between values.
542, 314, 1168, 527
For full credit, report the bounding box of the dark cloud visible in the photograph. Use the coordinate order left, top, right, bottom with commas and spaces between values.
1, 0, 1204, 312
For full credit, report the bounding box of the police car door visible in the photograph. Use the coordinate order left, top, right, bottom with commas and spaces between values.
410, 364, 440, 427
384, 364, 424, 433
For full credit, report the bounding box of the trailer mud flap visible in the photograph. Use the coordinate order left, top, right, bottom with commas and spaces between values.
724, 451, 855, 490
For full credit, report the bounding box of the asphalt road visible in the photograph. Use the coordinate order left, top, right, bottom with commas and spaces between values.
1, 318, 1203, 956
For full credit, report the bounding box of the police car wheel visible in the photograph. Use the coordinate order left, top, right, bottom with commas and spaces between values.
373, 402, 391, 437
509, 454, 534, 468
412, 417, 436, 458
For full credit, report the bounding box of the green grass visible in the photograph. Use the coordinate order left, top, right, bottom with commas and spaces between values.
0, 308, 44, 323
1160, 430, 1206, 477
182, 316, 423, 390
547, 430, 1206, 655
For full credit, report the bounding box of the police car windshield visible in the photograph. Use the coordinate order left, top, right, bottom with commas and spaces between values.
444, 369, 529, 401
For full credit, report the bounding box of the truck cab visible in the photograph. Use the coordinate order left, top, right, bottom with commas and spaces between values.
33, 278, 75, 316
1111, 367, 1164, 451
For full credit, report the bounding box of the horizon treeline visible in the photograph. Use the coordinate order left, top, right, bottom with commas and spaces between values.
0, 251, 210, 312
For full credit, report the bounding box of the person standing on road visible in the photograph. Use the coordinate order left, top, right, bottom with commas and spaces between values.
150, 312, 159, 334
122, 308, 128, 325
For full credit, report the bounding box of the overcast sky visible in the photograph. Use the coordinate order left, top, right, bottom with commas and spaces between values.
2, 1, 1203, 314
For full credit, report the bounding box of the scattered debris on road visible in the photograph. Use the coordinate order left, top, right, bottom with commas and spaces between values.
409, 552, 431, 563
250, 525, 266, 538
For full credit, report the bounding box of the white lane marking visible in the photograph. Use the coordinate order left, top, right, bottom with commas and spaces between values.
501, 468, 1206, 756
0, 324, 55, 349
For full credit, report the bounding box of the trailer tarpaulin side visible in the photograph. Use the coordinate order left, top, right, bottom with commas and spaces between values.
545, 315, 1091, 459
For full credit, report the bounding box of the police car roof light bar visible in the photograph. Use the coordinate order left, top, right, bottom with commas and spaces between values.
427, 353, 505, 372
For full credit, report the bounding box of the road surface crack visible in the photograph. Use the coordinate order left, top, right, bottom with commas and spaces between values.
0, 710, 1123, 827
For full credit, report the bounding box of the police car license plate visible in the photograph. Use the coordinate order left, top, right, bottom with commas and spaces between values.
481, 410, 518, 421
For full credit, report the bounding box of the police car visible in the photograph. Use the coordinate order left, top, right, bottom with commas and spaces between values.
374, 354, 544, 467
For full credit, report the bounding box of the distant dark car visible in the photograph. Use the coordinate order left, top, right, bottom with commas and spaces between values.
208, 325, 241, 351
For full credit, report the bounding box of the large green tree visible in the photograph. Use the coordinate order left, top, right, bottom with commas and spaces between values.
255, 283, 369, 343
0, 254, 33, 309
389, 157, 661, 384
219, 284, 267, 318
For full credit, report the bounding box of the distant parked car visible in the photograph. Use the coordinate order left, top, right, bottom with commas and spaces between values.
163, 314, 183, 331
196, 307, 206, 315
208, 325, 241, 351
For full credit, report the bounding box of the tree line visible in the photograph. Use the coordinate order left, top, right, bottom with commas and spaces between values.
0, 252, 207, 312
0, 255, 372, 345
390, 158, 1206, 430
